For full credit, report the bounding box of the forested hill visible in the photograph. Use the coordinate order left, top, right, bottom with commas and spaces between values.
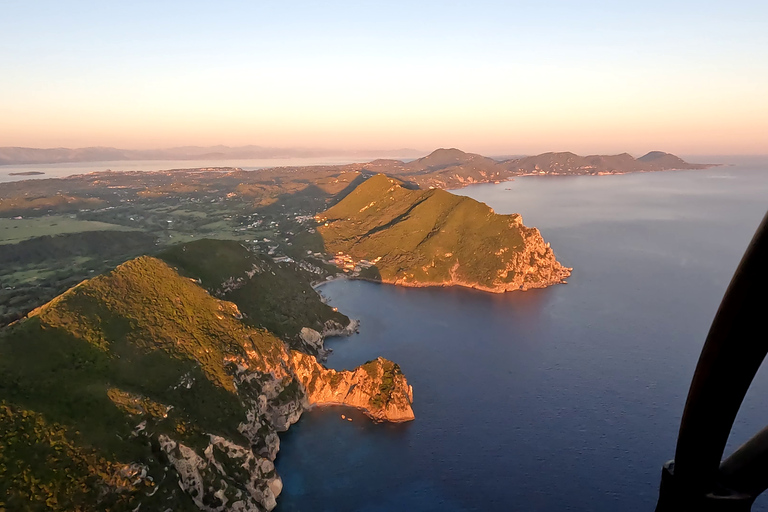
317, 174, 571, 293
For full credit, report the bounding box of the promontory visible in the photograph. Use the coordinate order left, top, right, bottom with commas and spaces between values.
317, 174, 571, 293
0, 249, 413, 512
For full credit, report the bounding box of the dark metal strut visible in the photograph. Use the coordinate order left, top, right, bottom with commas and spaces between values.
656, 211, 768, 511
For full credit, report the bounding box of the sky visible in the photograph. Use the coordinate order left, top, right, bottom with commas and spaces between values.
1, 1, 767, 156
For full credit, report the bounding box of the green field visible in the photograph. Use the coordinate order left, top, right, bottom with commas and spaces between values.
0, 216, 136, 244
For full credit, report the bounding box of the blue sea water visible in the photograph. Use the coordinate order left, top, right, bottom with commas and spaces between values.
275, 159, 768, 512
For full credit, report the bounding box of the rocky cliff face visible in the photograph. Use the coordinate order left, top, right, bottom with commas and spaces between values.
389, 222, 572, 293
318, 174, 571, 293
154, 345, 414, 511
288, 352, 415, 422
0, 256, 413, 512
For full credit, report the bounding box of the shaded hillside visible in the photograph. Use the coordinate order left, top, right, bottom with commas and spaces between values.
159, 239, 353, 354
317, 174, 571, 292
0, 256, 413, 512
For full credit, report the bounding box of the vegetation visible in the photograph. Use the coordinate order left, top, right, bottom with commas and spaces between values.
0, 230, 158, 326
0, 165, 367, 327
0, 402, 142, 512
31, 256, 284, 387
0, 255, 300, 510
159, 239, 350, 341
364, 359, 402, 410
318, 174, 538, 289
0, 216, 137, 245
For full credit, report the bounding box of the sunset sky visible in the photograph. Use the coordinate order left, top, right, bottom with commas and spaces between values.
2, 1, 766, 155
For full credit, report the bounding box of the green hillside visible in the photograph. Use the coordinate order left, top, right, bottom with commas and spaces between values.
317, 174, 571, 292
159, 239, 350, 342
0, 251, 411, 511
0, 256, 278, 510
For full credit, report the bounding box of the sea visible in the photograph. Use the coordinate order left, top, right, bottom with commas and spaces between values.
4, 154, 767, 511
273, 157, 768, 512
0, 155, 402, 184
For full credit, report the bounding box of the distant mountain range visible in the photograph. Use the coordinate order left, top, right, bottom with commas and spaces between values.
317, 173, 571, 292
0, 146, 711, 173
361, 148, 713, 189
0, 145, 424, 166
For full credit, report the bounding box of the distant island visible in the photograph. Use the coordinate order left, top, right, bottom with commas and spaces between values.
317, 174, 571, 293
363, 148, 714, 189
0, 145, 424, 166
8, 171, 45, 176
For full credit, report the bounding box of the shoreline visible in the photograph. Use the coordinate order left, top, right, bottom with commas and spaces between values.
311, 273, 351, 290
312, 269, 572, 295
1, 156, 724, 185
355, 272, 571, 294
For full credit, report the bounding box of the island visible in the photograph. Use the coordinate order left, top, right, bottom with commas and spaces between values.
317, 174, 571, 292
358, 148, 714, 189
8, 171, 45, 176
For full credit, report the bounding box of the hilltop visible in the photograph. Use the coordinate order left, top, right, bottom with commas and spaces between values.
357, 148, 711, 188
362, 148, 512, 189
0, 255, 413, 511
317, 174, 571, 293
636, 150, 702, 169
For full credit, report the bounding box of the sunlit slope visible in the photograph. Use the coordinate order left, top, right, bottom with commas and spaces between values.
159, 239, 351, 343
317, 174, 571, 292
0, 255, 413, 511
0, 256, 275, 510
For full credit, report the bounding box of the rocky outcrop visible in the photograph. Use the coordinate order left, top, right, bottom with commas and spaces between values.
299, 327, 323, 352
318, 175, 571, 294
11, 255, 413, 512
159, 434, 282, 512
155, 345, 415, 512
388, 222, 571, 293
287, 352, 415, 422
321, 318, 359, 338
297, 319, 360, 358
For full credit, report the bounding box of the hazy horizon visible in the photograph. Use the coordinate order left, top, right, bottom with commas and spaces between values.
2, 144, 766, 163
2, 1, 766, 156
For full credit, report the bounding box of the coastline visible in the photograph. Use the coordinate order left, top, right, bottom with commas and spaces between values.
313, 268, 572, 295
351, 271, 571, 294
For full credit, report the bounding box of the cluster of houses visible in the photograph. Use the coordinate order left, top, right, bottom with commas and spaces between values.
330, 252, 378, 274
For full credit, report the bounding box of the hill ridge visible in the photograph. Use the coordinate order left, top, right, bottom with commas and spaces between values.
318, 174, 571, 292
0, 252, 414, 511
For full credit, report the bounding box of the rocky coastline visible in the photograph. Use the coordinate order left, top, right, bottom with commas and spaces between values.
5, 256, 413, 512
318, 175, 572, 294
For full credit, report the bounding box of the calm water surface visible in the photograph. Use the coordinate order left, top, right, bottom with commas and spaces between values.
275, 160, 768, 512
0, 155, 401, 183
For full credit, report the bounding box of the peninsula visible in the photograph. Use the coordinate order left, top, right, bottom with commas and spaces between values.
0, 251, 413, 511
317, 174, 571, 293
0, 145, 707, 511
8, 171, 45, 176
